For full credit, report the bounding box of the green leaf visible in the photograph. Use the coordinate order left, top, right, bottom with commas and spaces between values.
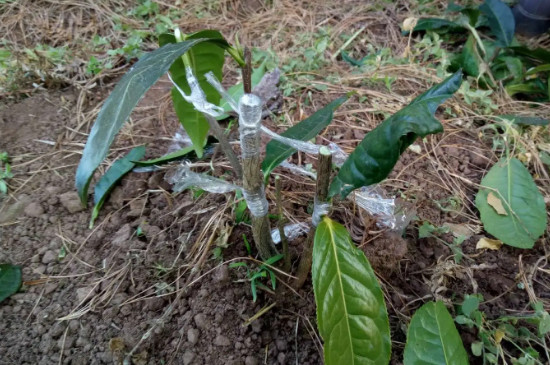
479, 0, 515, 47
329, 71, 462, 198
90, 146, 146, 228
75, 38, 227, 205
526, 64, 550, 76
499, 115, 549, 126
160, 30, 225, 157
312, 217, 391, 365
219, 60, 267, 117
133, 146, 194, 166
0, 263, 22, 303
505, 81, 547, 97
475, 158, 547, 248
404, 301, 469, 365
508, 46, 550, 64
461, 294, 480, 316
411, 18, 464, 33
451, 35, 480, 78
341, 51, 366, 67
262, 96, 347, 180
540, 151, 550, 167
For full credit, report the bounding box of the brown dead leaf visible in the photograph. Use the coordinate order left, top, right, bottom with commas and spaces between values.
402, 17, 418, 31
487, 192, 507, 215
476, 237, 503, 251
443, 223, 480, 239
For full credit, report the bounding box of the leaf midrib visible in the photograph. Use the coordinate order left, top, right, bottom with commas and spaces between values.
326, 219, 355, 364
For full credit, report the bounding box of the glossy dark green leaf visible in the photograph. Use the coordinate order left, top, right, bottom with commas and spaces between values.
479, 0, 515, 47
499, 115, 549, 126
404, 301, 469, 365
90, 146, 146, 228
0, 263, 22, 303
160, 30, 225, 157
475, 158, 547, 248
75, 38, 227, 204
411, 18, 464, 33
329, 71, 462, 198
262, 96, 347, 180
508, 46, 550, 63
313, 217, 391, 365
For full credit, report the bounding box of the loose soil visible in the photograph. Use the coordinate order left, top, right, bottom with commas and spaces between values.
1, 1, 549, 365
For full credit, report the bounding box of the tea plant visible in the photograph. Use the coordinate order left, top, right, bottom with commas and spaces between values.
75, 26, 468, 364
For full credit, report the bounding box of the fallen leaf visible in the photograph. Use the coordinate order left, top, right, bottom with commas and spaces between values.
476, 237, 503, 250
402, 17, 418, 31
443, 222, 480, 239
494, 328, 505, 344
487, 192, 507, 215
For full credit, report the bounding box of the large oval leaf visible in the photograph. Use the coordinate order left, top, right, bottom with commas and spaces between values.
479, 0, 515, 47
475, 158, 546, 248
404, 301, 469, 365
75, 38, 227, 205
262, 96, 347, 180
329, 71, 462, 198
312, 216, 391, 365
0, 263, 22, 303
159, 30, 225, 157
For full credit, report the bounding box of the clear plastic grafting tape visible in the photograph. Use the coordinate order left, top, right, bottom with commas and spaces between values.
241, 186, 269, 217
280, 160, 317, 179
260, 126, 320, 154
168, 68, 224, 118
352, 186, 414, 232
238, 94, 270, 217
312, 197, 330, 227
169, 163, 239, 194
205, 71, 238, 112
271, 223, 310, 244
238, 94, 262, 159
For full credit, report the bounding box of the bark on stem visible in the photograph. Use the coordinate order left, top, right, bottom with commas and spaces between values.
239, 94, 278, 260
275, 175, 290, 272
294, 147, 332, 289
203, 114, 243, 180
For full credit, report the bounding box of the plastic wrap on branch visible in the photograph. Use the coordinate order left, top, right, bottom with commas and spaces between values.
353, 186, 414, 232
205, 71, 238, 112
242, 186, 269, 217
168, 68, 224, 118
271, 223, 310, 244
280, 160, 317, 179
312, 198, 330, 227
328, 142, 348, 167
238, 94, 262, 159
261, 126, 320, 154
169, 163, 239, 194
260, 126, 348, 167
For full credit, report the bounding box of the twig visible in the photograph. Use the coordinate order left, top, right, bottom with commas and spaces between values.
294, 147, 332, 289
275, 175, 290, 272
